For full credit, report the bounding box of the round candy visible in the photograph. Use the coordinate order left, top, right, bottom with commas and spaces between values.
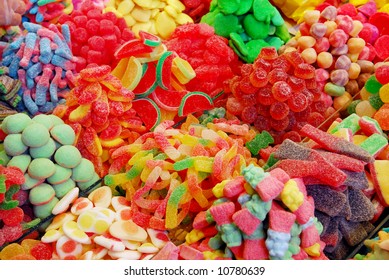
21, 123, 50, 148
29, 183, 56, 206
50, 124, 76, 145
32, 114, 54, 130
7, 154, 31, 173
2, 113, 32, 134
4, 134, 28, 156
54, 145, 82, 168
52, 179, 76, 199
33, 197, 59, 219
28, 158, 56, 180
47, 164, 72, 185
29, 138, 57, 159
71, 159, 95, 183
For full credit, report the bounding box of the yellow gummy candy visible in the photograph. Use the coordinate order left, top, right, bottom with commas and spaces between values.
124, 14, 136, 26
121, 56, 142, 90
155, 11, 177, 39
185, 229, 205, 244
112, 57, 130, 79
0, 244, 25, 260
212, 180, 227, 198
172, 57, 196, 84
133, 0, 155, 9
304, 243, 321, 257
131, 7, 152, 22
118, 0, 135, 15
281, 179, 304, 212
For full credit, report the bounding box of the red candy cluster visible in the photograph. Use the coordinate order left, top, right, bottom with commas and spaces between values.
165, 23, 241, 99
57, 0, 135, 71
225, 47, 337, 144
54, 65, 145, 178
0, 165, 37, 247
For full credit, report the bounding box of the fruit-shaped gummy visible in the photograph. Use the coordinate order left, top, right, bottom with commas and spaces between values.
272, 81, 293, 102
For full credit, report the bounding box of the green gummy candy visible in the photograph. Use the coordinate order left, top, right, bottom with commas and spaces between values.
236, 0, 253, 15
330, 113, 361, 134
2, 113, 32, 134
71, 158, 95, 182
217, 0, 240, 14
243, 14, 270, 40
4, 134, 28, 156
369, 94, 384, 110
28, 158, 56, 179
263, 153, 279, 170
347, 100, 362, 115
173, 157, 194, 171
33, 197, 59, 219
30, 138, 57, 159
271, 8, 285, 26
266, 36, 284, 50
0, 175, 5, 193
213, 13, 243, 38
32, 114, 54, 130
252, 0, 276, 22
200, 7, 220, 26
52, 178, 76, 198
365, 75, 382, 94
324, 82, 345, 97
0, 150, 11, 165
22, 217, 41, 231
29, 183, 55, 205
229, 32, 248, 56
246, 131, 274, 155
47, 164, 72, 185
246, 39, 269, 63
359, 134, 388, 156
21, 122, 50, 148
54, 145, 82, 168
275, 24, 291, 43
50, 124, 76, 145
7, 154, 31, 173
229, 40, 248, 62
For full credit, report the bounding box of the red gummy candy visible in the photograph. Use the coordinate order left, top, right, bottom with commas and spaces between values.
31, 243, 53, 260
1, 207, 24, 226
272, 81, 293, 102
375, 65, 389, 85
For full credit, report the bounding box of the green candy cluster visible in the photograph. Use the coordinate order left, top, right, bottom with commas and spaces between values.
201, 0, 291, 63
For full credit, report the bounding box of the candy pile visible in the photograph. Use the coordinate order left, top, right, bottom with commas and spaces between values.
57, 0, 135, 69
266, 116, 388, 259
280, 4, 380, 104
0, 113, 99, 228
354, 62, 389, 131
201, 0, 291, 63
112, 30, 214, 128
104, 117, 258, 232
103, 0, 193, 39
1, 22, 75, 116
54, 64, 144, 177
165, 23, 241, 98
187, 164, 326, 260
34, 188, 169, 260
0, 164, 40, 247
224, 47, 337, 144
23, 0, 74, 25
